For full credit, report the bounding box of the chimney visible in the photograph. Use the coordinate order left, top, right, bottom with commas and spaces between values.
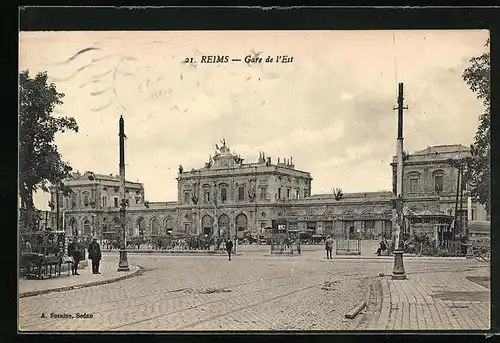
278, 157, 280, 163
291, 156, 293, 165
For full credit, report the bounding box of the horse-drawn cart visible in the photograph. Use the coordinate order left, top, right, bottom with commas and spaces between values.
20, 229, 69, 279
467, 221, 490, 262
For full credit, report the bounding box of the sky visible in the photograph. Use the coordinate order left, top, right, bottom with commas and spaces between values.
19, 30, 489, 210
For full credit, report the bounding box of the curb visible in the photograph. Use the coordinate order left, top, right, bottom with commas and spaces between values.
375, 278, 391, 330
344, 276, 374, 320
19, 265, 144, 298
330, 256, 466, 261
103, 250, 235, 255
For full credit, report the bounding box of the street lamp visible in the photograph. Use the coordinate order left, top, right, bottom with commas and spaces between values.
117, 115, 130, 272
391, 82, 407, 280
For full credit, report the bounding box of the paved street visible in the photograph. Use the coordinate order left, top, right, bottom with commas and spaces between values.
18, 246, 490, 331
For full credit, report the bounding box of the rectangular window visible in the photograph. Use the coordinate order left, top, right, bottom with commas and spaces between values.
278, 188, 281, 199
184, 223, 191, 232
296, 190, 300, 199
287, 188, 291, 199
238, 186, 245, 201
434, 175, 443, 193
409, 178, 419, 193
114, 197, 119, 207
260, 187, 267, 199
71, 194, 77, 208
204, 189, 210, 203
221, 188, 227, 202
101, 196, 107, 208
304, 189, 308, 198
83, 193, 89, 207
136, 197, 140, 204
184, 192, 190, 204
471, 209, 475, 221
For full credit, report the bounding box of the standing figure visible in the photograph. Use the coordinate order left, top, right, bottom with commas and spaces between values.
375, 237, 387, 256
325, 235, 334, 259
67, 239, 82, 275
225, 237, 234, 261
88, 238, 102, 274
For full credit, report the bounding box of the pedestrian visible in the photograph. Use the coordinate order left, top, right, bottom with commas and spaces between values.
375, 238, 387, 256
225, 237, 233, 261
325, 235, 334, 259
88, 237, 102, 274
67, 238, 82, 275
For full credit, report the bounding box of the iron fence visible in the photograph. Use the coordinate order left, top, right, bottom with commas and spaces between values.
335, 239, 361, 255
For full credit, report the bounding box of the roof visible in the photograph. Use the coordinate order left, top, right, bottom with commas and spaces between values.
309, 191, 394, 200
412, 144, 470, 156
62, 171, 143, 185
405, 209, 453, 218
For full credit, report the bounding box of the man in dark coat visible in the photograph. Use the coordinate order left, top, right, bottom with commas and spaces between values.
88, 238, 102, 274
225, 238, 233, 261
67, 239, 82, 275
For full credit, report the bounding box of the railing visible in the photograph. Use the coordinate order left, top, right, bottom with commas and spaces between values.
335, 239, 361, 255
270, 241, 301, 255
440, 239, 464, 255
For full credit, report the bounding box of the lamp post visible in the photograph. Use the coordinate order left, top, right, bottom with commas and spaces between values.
117, 115, 130, 271
392, 82, 407, 280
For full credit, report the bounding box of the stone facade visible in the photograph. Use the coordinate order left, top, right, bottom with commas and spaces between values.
49, 143, 487, 241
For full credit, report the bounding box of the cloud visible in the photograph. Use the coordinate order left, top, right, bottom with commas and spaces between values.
20, 30, 488, 209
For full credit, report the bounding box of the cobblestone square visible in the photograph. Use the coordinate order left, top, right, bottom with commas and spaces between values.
18, 247, 490, 331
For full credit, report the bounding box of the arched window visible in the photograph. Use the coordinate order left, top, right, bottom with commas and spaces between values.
83, 219, 91, 236
235, 213, 248, 233
137, 218, 145, 237
200, 215, 211, 235
126, 219, 133, 237
69, 218, 78, 236
164, 217, 173, 233
151, 218, 159, 236
218, 214, 230, 236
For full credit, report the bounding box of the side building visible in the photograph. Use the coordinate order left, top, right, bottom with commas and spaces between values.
49, 143, 487, 242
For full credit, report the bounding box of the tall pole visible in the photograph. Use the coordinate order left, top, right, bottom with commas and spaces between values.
56, 185, 60, 231
392, 82, 407, 280
117, 115, 130, 271
459, 168, 464, 237
453, 167, 460, 240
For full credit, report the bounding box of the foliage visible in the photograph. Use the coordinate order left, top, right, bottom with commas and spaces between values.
19, 70, 79, 213
462, 39, 490, 213
333, 188, 344, 201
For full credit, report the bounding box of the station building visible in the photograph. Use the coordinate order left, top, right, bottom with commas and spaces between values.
49, 142, 488, 241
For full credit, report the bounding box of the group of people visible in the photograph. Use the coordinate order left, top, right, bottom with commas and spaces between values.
67, 238, 102, 275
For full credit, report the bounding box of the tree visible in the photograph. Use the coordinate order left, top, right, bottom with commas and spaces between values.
462, 39, 490, 214
19, 70, 79, 219
333, 188, 344, 201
